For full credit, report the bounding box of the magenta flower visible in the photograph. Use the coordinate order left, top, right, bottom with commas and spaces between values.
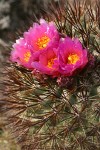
24, 19, 59, 59
32, 48, 59, 77
10, 38, 33, 68
58, 37, 88, 76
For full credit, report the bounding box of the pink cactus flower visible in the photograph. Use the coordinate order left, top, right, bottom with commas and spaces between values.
32, 48, 59, 77
58, 37, 88, 76
10, 38, 33, 68
24, 19, 59, 59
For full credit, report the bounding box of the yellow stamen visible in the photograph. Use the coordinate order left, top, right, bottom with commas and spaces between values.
68, 54, 79, 64
47, 58, 56, 68
24, 51, 31, 62
36, 36, 50, 49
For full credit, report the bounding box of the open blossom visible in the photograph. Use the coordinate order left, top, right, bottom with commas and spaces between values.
24, 19, 59, 59
32, 48, 59, 77
10, 19, 89, 77
10, 38, 33, 68
58, 37, 88, 76
10, 19, 59, 69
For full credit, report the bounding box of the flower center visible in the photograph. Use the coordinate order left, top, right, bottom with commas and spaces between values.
47, 58, 56, 68
36, 36, 50, 49
68, 54, 79, 64
23, 51, 31, 62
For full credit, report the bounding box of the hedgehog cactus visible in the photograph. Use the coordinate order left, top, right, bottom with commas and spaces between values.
1, 0, 100, 150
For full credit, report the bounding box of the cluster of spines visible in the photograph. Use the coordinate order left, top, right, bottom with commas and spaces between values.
0, 0, 100, 150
